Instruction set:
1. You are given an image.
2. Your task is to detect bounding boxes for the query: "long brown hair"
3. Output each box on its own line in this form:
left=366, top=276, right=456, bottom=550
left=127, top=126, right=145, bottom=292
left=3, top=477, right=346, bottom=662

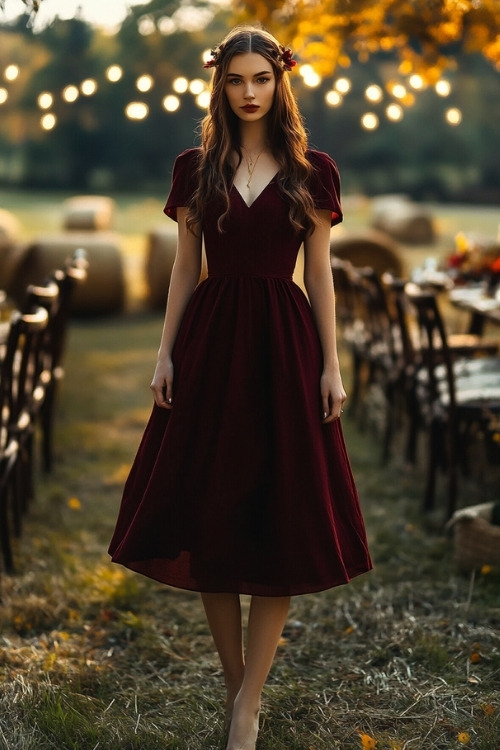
left=187, top=25, right=316, bottom=234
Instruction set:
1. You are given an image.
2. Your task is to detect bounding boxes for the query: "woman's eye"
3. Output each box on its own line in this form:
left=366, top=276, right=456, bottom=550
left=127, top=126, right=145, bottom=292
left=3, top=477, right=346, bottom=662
left=228, top=78, right=241, bottom=85
left=257, top=77, right=270, bottom=84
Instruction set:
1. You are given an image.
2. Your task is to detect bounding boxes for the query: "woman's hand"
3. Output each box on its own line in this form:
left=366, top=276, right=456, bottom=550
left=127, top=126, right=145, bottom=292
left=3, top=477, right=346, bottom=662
left=320, top=366, right=346, bottom=423
left=150, top=356, right=174, bottom=409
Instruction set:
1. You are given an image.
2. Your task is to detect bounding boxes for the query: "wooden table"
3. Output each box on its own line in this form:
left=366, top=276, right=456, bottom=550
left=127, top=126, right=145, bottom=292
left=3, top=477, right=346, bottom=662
left=449, top=286, right=500, bottom=334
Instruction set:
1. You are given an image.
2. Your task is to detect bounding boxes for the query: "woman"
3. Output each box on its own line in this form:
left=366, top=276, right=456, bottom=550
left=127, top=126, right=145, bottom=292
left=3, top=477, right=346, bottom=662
left=109, top=25, right=371, bottom=750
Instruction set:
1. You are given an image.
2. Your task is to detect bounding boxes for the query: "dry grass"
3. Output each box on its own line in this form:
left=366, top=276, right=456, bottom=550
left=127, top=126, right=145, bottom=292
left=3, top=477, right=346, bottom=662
left=0, top=312, right=498, bottom=750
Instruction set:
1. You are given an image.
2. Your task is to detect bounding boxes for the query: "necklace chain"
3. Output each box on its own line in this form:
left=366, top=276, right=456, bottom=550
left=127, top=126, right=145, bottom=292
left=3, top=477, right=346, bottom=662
left=242, top=147, right=265, bottom=189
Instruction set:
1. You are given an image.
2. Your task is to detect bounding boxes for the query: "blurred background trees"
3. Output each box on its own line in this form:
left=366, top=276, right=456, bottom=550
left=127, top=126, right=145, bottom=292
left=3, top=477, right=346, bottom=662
left=0, top=0, right=499, bottom=201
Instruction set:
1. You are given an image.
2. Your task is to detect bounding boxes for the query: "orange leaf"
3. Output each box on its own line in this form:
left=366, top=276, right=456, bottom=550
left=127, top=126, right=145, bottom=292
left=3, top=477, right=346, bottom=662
left=457, top=731, right=470, bottom=744
left=359, top=733, right=377, bottom=749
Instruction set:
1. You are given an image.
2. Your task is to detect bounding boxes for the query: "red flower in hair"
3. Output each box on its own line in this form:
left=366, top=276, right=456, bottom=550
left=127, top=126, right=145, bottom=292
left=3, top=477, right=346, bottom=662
left=280, top=47, right=297, bottom=71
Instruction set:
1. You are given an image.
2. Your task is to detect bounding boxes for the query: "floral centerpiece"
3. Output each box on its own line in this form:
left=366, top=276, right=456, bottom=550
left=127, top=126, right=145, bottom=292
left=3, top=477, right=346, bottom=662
left=444, top=231, right=500, bottom=290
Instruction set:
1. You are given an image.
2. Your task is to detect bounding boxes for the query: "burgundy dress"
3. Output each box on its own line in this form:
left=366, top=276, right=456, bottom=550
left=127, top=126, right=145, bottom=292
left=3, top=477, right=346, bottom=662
left=108, top=148, right=372, bottom=596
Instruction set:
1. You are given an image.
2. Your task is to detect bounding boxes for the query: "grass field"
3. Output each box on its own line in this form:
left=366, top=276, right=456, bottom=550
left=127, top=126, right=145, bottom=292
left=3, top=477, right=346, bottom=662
left=0, top=192, right=499, bottom=749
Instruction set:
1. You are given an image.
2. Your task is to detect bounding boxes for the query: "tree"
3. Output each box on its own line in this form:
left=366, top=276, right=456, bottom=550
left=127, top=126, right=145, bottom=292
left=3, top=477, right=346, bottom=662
left=235, top=0, right=500, bottom=81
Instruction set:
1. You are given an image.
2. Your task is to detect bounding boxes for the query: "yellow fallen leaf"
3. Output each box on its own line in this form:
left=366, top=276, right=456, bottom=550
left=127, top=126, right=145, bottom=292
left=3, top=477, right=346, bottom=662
left=457, top=731, right=470, bottom=744
left=67, top=496, right=81, bottom=510
left=359, top=733, right=377, bottom=749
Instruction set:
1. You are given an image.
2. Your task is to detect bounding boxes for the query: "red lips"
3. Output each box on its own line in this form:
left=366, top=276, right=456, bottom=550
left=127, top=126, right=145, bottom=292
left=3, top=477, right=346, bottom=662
left=241, top=105, right=259, bottom=113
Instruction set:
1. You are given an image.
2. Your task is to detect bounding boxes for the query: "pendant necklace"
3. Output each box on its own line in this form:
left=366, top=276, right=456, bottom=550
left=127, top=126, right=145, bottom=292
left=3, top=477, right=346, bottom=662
left=242, top=147, right=265, bottom=189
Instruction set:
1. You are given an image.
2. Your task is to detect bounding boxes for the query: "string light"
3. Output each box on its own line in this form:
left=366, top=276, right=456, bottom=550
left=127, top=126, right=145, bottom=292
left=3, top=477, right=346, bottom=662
left=173, top=77, right=189, bottom=93
left=37, top=92, right=53, bottom=109
left=106, top=65, right=123, bottom=83
left=4, top=64, right=19, bottom=81
left=361, top=112, right=379, bottom=130
left=136, top=74, right=154, bottom=92
left=125, top=101, right=149, bottom=120
left=188, top=79, right=205, bottom=95
left=80, top=79, right=97, bottom=96
left=325, top=90, right=342, bottom=107
left=365, top=84, right=383, bottom=102
left=386, top=103, right=403, bottom=121
left=41, top=113, right=57, bottom=130
left=335, top=77, right=351, bottom=94
left=445, top=107, right=462, bottom=125
left=0, top=88, right=8, bottom=105
left=62, top=85, right=79, bottom=103
left=409, top=74, right=425, bottom=89
left=162, top=95, right=180, bottom=112
left=196, top=91, right=210, bottom=109
left=435, top=79, right=452, bottom=96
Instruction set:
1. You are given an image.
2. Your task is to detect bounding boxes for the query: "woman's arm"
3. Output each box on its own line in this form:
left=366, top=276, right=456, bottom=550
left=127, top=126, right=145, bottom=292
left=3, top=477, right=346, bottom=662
left=303, top=209, right=346, bottom=423
left=150, top=207, right=202, bottom=408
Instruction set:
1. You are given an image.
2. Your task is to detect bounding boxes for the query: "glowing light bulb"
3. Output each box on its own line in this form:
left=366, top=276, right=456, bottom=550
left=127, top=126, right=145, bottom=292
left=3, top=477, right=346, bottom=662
left=361, top=112, right=379, bottom=130
left=325, top=90, right=342, bottom=107
left=63, top=85, right=79, bottom=103
left=125, top=102, right=149, bottom=120
left=162, top=95, right=180, bottom=112
left=335, top=77, right=351, bottom=94
left=41, top=113, right=57, bottom=130
left=173, top=77, right=189, bottom=94
left=445, top=107, right=462, bottom=125
left=106, top=65, right=123, bottom=83
left=37, top=92, right=53, bottom=109
left=136, top=75, right=153, bottom=93
left=365, top=85, right=383, bottom=103
left=80, top=79, right=97, bottom=96
left=435, top=79, right=451, bottom=96
left=4, top=64, right=19, bottom=81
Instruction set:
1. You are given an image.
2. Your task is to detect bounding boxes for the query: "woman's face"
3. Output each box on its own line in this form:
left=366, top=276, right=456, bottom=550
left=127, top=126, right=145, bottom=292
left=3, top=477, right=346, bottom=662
left=224, top=52, right=276, bottom=123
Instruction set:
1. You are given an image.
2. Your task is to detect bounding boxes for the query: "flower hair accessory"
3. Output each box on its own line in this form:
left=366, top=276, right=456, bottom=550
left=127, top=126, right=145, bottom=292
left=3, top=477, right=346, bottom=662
left=203, top=45, right=224, bottom=69
left=279, top=46, right=297, bottom=71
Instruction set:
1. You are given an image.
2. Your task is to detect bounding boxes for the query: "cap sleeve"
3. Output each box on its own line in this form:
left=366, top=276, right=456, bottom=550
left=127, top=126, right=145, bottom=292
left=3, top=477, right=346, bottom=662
left=307, top=150, right=343, bottom=227
left=163, top=148, right=201, bottom=222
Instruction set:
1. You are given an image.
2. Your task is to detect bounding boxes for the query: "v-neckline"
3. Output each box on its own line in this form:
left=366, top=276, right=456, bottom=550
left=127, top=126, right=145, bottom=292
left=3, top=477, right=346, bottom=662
left=232, top=173, right=279, bottom=209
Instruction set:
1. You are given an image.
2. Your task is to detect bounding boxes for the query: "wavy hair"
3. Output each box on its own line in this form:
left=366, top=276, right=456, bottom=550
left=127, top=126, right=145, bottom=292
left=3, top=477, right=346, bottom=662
left=186, top=25, right=316, bottom=235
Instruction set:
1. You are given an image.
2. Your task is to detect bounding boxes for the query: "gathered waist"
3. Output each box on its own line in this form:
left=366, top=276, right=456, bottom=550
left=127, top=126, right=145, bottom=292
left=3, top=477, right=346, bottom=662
left=206, top=273, right=294, bottom=282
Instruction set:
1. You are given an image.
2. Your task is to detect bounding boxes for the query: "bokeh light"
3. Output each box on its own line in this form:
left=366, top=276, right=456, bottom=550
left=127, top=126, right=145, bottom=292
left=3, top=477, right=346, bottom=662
left=125, top=101, right=149, bottom=120
left=80, top=79, right=97, bottom=96
left=136, top=74, right=154, bottom=92
left=365, top=84, right=383, bottom=102
left=0, top=88, right=8, bottom=105
left=162, top=95, right=180, bottom=112
left=335, top=77, right=352, bottom=94
left=196, top=91, right=210, bottom=109
left=435, top=79, right=452, bottom=96
left=189, top=79, right=205, bottom=95
left=361, top=112, right=379, bottom=130
left=386, top=103, right=404, bottom=121
left=62, top=85, right=79, bottom=103
left=325, top=90, right=342, bottom=107
left=37, top=92, right=53, bottom=109
left=445, top=107, right=462, bottom=125
left=41, top=113, right=57, bottom=130
left=4, top=64, right=19, bottom=82
left=173, top=77, right=189, bottom=94
left=106, top=65, right=123, bottom=83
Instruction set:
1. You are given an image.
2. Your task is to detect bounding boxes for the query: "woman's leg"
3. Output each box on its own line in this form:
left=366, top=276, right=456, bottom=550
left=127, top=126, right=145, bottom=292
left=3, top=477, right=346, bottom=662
left=200, top=593, right=246, bottom=718
left=227, top=595, right=290, bottom=750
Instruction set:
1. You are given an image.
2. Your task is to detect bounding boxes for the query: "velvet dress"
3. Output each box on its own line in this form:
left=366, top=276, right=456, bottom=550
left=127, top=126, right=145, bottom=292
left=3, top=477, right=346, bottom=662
left=108, top=148, right=372, bottom=596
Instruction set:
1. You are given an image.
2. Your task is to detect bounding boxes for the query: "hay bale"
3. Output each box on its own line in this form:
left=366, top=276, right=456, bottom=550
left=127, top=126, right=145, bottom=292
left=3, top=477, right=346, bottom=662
left=145, top=226, right=177, bottom=310
left=0, top=208, right=24, bottom=289
left=145, top=225, right=207, bottom=310
left=448, top=502, right=500, bottom=571
left=62, top=195, right=115, bottom=231
left=371, top=195, right=435, bottom=245
left=330, top=229, right=405, bottom=277
left=9, top=233, right=126, bottom=315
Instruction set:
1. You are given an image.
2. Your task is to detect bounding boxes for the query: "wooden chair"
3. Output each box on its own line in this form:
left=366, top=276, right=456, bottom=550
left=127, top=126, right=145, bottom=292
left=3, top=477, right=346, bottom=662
left=404, top=283, right=500, bottom=519
left=38, top=250, right=88, bottom=472
left=0, top=306, right=49, bottom=573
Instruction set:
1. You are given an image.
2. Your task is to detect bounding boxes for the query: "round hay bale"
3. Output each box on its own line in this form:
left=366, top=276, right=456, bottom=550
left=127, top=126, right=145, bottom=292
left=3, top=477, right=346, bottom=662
left=330, top=229, right=405, bottom=277
left=145, top=226, right=177, bottom=310
left=449, top=503, right=500, bottom=571
left=371, top=196, right=435, bottom=245
left=62, top=195, right=115, bottom=231
left=145, top=225, right=208, bottom=310
left=9, top=233, right=126, bottom=315
left=0, top=209, right=25, bottom=291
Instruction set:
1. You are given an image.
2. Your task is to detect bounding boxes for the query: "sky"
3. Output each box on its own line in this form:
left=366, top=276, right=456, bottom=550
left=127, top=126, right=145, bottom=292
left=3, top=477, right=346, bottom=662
left=1, top=0, right=148, bottom=29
